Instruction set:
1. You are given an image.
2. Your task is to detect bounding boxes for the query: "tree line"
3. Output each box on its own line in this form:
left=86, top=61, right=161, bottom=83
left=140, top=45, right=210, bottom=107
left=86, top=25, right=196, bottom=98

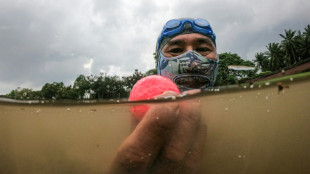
left=254, top=25, right=310, bottom=72
left=6, top=25, right=310, bottom=100
left=7, top=69, right=155, bottom=100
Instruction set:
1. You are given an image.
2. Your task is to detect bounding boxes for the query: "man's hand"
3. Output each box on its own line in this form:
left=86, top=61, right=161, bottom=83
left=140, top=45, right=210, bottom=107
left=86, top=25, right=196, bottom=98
left=110, top=89, right=205, bottom=174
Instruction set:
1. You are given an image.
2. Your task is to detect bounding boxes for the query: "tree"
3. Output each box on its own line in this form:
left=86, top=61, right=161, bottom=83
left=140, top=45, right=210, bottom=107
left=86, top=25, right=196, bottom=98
left=254, top=52, right=270, bottom=72
left=41, top=82, right=67, bottom=99
left=295, top=25, right=310, bottom=60
left=280, top=29, right=297, bottom=65
left=215, top=52, right=256, bottom=86
left=266, top=43, right=283, bottom=71
left=122, top=69, right=143, bottom=90
left=145, top=68, right=157, bottom=76
left=303, top=25, right=310, bottom=58
left=73, top=75, right=91, bottom=99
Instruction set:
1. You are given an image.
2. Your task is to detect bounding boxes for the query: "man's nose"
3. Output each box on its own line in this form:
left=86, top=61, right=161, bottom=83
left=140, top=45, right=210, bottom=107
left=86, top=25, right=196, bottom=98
left=185, top=46, right=194, bottom=52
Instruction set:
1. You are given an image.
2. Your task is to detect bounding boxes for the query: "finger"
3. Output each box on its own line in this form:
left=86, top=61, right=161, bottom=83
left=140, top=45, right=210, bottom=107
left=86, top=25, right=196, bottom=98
left=181, top=89, right=201, bottom=96
left=111, top=102, right=179, bottom=174
left=154, top=91, right=179, bottom=100
left=183, top=123, right=207, bottom=174
left=150, top=99, right=201, bottom=173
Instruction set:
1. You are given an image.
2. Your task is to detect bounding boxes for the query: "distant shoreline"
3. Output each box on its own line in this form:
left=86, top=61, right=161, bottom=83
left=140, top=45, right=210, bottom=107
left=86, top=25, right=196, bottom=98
left=251, top=59, right=310, bottom=82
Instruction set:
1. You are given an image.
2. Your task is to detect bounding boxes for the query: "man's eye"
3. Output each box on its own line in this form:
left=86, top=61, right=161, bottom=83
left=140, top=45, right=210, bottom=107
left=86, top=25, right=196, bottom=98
left=169, top=48, right=183, bottom=53
left=196, top=47, right=210, bottom=52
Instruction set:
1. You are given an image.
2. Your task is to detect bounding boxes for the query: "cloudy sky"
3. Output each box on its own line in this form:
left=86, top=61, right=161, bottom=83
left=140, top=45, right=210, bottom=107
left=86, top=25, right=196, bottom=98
left=0, top=0, right=309, bottom=94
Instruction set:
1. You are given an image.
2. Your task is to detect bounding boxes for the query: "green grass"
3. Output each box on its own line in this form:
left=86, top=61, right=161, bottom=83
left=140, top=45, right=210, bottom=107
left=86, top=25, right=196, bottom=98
left=243, top=71, right=310, bottom=86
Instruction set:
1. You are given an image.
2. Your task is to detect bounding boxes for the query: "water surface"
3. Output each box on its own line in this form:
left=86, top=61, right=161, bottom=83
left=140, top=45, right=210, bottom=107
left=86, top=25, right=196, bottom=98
left=1, top=78, right=310, bottom=174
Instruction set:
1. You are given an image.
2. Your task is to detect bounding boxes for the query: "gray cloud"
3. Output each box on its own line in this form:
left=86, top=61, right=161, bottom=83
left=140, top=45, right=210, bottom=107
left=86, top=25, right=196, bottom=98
left=0, top=0, right=309, bottom=94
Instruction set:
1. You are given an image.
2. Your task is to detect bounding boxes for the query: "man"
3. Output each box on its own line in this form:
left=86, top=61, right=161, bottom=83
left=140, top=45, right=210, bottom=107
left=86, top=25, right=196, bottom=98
left=110, top=18, right=218, bottom=174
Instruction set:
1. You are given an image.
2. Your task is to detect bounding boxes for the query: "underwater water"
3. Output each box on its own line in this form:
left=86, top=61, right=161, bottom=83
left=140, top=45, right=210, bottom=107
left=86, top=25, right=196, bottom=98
left=0, top=77, right=310, bottom=174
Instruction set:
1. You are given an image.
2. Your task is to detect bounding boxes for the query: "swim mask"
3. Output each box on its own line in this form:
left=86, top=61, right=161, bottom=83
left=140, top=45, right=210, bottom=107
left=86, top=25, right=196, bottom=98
left=157, top=50, right=218, bottom=91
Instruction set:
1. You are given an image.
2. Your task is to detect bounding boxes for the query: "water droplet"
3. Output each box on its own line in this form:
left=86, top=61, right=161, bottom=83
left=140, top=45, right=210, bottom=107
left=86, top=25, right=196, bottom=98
left=188, top=151, right=192, bottom=154
left=148, top=153, right=152, bottom=156
left=258, top=85, right=262, bottom=88
left=265, top=82, right=270, bottom=86
left=238, top=155, right=242, bottom=158
left=243, top=86, right=247, bottom=89
left=250, top=84, right=254, bottom=88
left=156, top=117, right=159, bottom=120
left=140, top=156, right=144, bottom=160
left=112, top=109, right=115, bottom=112
left=267, top=109, right=270, bottom=112
left=67, top=108, right=70, bottom=111
left=257, top=92, right=261, bottom=95
left=117, top=100, right=120, bottom=103
left=239, top=95, right=242, bottom=98
left=225, top=108, right=229, bottom=111
left=290, top=77, right=294, bottom=81
left=265, top=96, right=269, bottom=100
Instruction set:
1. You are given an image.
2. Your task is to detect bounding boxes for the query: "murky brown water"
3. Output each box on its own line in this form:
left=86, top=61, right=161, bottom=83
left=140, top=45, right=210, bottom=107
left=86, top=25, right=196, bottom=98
left=1, top=79, right=310, bottom=174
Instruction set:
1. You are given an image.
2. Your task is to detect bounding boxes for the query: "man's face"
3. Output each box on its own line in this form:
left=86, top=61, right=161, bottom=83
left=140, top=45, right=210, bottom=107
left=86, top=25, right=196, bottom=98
left=161, top=33, right=217, bottom=60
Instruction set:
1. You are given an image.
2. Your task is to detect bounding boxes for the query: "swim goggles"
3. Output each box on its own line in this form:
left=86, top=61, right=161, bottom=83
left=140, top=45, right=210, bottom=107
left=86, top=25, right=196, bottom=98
left=156, top=18, right=216, bottom=51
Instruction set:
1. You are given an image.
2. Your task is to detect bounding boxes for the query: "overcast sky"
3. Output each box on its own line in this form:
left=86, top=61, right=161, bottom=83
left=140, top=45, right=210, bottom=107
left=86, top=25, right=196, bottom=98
left=0, top=0, right=310, bottom=94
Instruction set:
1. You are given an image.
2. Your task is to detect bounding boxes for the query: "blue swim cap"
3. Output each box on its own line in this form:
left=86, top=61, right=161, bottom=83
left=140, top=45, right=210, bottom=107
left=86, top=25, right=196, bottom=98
left=156, top=18, right=216, bottom=54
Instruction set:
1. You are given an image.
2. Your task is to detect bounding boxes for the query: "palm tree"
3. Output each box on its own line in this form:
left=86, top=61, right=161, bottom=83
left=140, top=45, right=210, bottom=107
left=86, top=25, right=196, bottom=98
left=302, top=25, right=310, bottom=59
left=280, top=29, right=297, bottom=65
left=266, top=43, right=283, bottom=71
left=254, top=52, right=270, bottom=71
